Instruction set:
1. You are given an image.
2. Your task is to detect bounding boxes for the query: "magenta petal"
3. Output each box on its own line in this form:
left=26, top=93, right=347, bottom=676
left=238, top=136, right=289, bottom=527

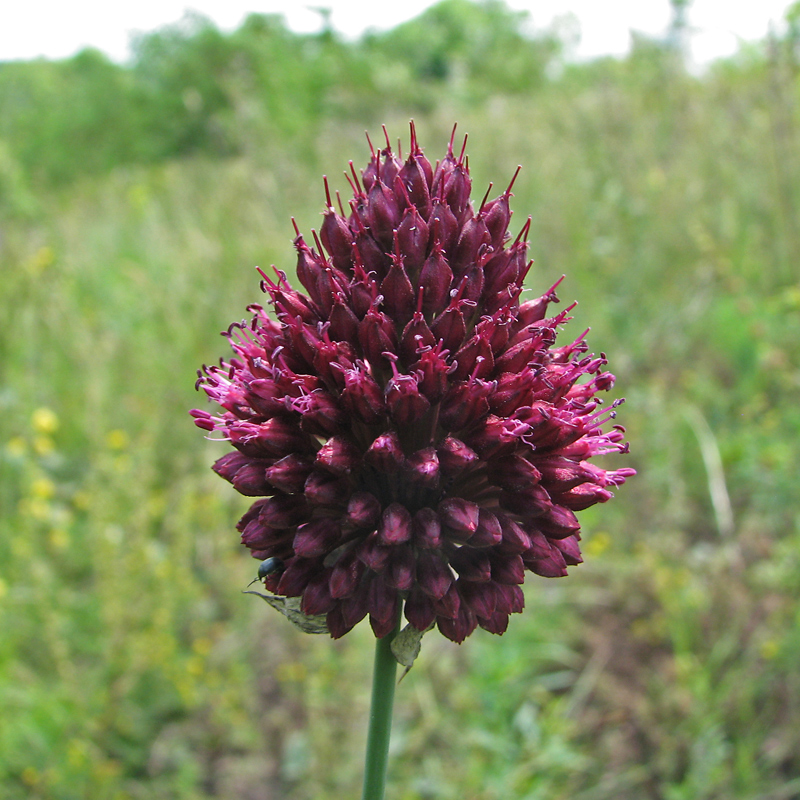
left=265, top=454, right=313, bottom=494
left=315, top=435, right=361, bottom=476
left=276, top=557, right=322, bottom=597
left=341, top=581, right=370, bottom=629
left=416, top=550, right=453, bottom=599
left=329, top=549, right=366, bottom=599
left=385, top=546, right=416, bottom=591
left=488, top=454, right=542, bottom=492
left=552, top=483, right=614, bottom=511
left=380, top=256, right=416, bottom=325
left=437, top=603, right=477, bottom=644
left=490, top=554, right=525, bottom=585
left=470, top=508, right=503, bottom=547
left=405, top=447, right=440, bottom=488
left=358, top=309, right=398, bottom=366
left=301, top=573, right=336, bottom=615
left=344, top=491, right=382, bottom=530
left=405, top=587, right=436, bottom=631
left=525, top=543, right=569, bottom=577
left=365, top=431, right=405, bottom=473
left=552, top=535, right=583, bottom=566
left=367, top=179, right=401, bottom=248
left=293, top=518, right=341, bottom=558
left=439, top=498, right=480, bottom=539
left=320, top=207, right=354, bottom=273
left=378, top=503, right=413, bottom=545
left=437, top=437, right=479, bottom=476
left=236, top=500, right=268, bottom=533
left=303, top=471, right=348, bottom=507
left=212, top=451, right=250, bottom=483
left=413, top=507, right=443, bottom=548
left=428, top=200, right=458, bottom=255
left=536, top=455, right=593, bottom=492
left=385, top=373, right=431, bottom=426
left=370, top=612, right=399, bottom=639
left=414, top=343, right=451, bottom=402
left=258, top=494, right=309, bottom=528
left=341, top=364, right=386, bottom=424
left=538, top=504, right=581, bottom=539
left=400, top=312, right=436, bottom=365
left=368, top=573, right=399, bottom=624
left=357, top=531, right=392, bottom=571
left=450, top=548, right=491, bottom=582
left=478, top=611, right=510, bottom=635
left=459, top=579, right=497, bottom=620
left=396, top=206, right=430, bottom=275
left=328, top=296, right=360, bottom=343
left=327, top=606, right=355, bottom=639
left=296, top=389, right=348, bottom=437
left=419, top=243, right=453, bottom=317
left=240, top=518, right=275, bottom=547
left=495, top=583, right=525, bottom=614
left=432, top=583, right=461, bottom=620
left=497, top=516, right=532, bottom=555
left=525, top=528, right=553, bottom=560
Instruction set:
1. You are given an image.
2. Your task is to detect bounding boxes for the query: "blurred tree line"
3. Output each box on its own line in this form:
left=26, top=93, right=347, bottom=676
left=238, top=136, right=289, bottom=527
left=2, top=0, right=799, bottom=195
left=1, top=0, right=798, bottom=200
left=0, top=0, right=559, bottom=188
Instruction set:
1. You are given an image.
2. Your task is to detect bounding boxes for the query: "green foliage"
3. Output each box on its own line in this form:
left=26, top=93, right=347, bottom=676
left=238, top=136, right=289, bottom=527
left=1, top=1, right=800, bottom=797
left=361, top=0, right=560, bottom=101
left=0, top=49, right=144, bottom=184
left=0, top=2, right=560, bottom=186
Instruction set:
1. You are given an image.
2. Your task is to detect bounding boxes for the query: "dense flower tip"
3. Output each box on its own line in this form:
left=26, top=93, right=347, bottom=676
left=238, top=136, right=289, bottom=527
left=192, top=123, right=635, bottom=644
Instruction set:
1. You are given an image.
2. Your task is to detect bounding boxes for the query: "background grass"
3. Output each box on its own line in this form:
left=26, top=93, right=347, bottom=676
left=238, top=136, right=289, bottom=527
left=1, top=2, right=800, bottom=798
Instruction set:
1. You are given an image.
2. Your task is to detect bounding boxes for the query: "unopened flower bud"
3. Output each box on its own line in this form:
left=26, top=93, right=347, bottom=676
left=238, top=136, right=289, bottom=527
left=378, top=503, right=413, bottom=546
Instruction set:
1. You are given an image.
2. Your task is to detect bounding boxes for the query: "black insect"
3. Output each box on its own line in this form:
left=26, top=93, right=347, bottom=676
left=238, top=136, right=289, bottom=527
left=247, top=557, right=284, bottom=587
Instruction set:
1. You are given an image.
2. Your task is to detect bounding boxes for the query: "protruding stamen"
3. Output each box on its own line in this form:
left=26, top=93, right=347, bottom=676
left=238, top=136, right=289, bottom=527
left=478, top=182, right=493, bottom=214
left=469, top=356, right=486, bottom=383
left=395, top=176, right=412, bottom=206
left=348, top=200, right=367, bottom=232
left=348, top=161, right=363, bottom=194
left=409, top=119, right=419, bottom=154
left=505, top=165, right=522, bottom=196
left=382, top=350, right=401, bottom=377
left=513, top=217, right=532, bottom=245
left=458, top=134, right=468, bottom=165
left=515, top=259, right=534, bottom=287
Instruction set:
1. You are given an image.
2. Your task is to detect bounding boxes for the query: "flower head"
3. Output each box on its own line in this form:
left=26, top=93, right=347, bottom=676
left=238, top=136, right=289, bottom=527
left=192, top=124, right=634, bottom=643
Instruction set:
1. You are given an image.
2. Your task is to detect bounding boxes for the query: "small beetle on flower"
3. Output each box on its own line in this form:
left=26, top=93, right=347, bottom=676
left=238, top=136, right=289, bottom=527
left=192, top=123, right=634, bottom=644
left=247, top=557, right=285, bottom=587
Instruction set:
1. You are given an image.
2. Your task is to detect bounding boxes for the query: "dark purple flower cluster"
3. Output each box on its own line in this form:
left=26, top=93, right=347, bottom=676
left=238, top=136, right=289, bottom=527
left=192, top=124, right=634, bottom=643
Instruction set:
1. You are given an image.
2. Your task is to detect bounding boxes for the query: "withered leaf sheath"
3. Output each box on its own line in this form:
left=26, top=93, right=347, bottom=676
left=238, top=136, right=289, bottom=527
left=192, top=124, right=634, bottom=643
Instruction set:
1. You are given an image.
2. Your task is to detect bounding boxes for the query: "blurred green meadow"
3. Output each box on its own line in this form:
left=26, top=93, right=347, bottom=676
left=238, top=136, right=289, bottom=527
left=2, top=1, right=800, bottom=797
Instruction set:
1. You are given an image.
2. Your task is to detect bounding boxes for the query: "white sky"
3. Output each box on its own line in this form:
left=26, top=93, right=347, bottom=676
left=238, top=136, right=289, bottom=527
left=0, top=0, right=795, bottom=65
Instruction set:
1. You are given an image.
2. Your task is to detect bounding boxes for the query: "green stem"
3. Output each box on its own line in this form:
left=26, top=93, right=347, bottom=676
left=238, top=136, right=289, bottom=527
left=361, top=610, right=401, bottom=800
